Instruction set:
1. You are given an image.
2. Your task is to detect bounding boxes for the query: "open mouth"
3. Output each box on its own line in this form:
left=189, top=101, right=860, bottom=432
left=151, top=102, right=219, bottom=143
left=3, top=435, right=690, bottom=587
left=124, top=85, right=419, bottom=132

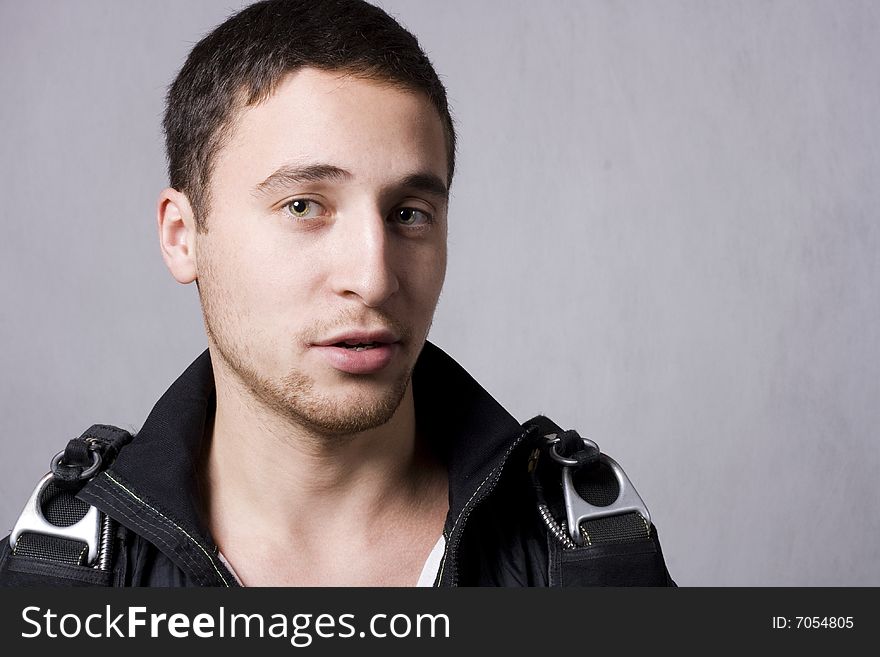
left=311, top=330, right=400, bottom=374
left=314, top=339, right=398, bottom=374
left=335, top=341, right=381, bottom=351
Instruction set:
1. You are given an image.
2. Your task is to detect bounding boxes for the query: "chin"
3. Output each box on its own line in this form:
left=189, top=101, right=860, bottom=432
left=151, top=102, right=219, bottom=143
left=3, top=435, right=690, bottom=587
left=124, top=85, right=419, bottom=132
left=264, top=367, right=413, bottom=437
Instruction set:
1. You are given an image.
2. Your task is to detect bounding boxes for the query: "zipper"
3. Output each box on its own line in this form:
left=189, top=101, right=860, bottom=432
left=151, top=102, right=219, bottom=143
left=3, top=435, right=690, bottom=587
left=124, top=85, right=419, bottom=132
left=442, top=425, right=537, bottom=586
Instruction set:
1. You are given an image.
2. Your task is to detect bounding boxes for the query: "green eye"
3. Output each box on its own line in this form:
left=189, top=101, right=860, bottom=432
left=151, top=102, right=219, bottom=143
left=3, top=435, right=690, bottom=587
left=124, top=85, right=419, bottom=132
left=395, top=207, right=431, bottom=226
left=285, top=199, right=324, bottom=219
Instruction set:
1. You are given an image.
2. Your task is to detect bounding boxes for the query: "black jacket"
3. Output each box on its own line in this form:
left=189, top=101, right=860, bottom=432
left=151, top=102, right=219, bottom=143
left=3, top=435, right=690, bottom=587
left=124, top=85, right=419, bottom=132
left=0, top=342, right=674, bottom=586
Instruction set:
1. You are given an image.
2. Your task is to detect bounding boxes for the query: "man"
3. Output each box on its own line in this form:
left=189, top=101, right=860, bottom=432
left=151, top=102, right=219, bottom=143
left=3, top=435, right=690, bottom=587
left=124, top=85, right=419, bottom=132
left=0, top=0, right=673, bottom=586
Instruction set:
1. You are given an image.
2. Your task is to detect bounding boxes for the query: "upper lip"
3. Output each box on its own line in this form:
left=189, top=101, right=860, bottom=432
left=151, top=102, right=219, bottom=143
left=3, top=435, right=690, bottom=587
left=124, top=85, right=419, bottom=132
left=312, top=329, right=400, bottom=346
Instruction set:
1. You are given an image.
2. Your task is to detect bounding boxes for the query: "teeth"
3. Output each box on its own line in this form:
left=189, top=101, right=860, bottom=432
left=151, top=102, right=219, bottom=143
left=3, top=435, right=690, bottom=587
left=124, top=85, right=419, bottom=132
left=342, top=343, right=378, bottom=351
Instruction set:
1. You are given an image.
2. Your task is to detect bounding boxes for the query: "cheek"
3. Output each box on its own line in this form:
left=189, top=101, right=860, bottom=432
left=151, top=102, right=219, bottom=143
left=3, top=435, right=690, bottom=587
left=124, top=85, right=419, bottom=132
left=431, top=237, right=448, bottom=285
left=200, top=232, right=301, bottom=315
left=431, top=251, right=448, bottom=297
left=409, top=244, right=447, bottom=308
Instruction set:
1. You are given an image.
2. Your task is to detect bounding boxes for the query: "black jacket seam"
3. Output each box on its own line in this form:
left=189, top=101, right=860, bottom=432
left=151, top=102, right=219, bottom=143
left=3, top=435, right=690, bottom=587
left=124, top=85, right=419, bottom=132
left=90, top=475, right=231, bottom=586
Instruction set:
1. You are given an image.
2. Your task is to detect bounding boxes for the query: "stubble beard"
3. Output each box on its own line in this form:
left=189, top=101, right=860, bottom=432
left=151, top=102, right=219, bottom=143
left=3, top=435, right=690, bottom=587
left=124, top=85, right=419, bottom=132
left=199, top=287, right=422, bottom=438
left=239, top=349, right=414, bottom=437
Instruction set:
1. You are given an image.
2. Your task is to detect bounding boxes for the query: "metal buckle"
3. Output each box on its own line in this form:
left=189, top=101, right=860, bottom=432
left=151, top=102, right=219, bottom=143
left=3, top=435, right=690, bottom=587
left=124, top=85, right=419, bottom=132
left=550, top=434, right=652, bottom=546
left=50, top=448, right=102, bottom=480
left=9, top=473, right=101, bottom=565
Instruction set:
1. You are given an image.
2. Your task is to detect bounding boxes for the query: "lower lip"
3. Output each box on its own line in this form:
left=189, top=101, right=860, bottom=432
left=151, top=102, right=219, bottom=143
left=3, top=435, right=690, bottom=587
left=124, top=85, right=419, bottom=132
left=311, top=343, right=399, bottom=374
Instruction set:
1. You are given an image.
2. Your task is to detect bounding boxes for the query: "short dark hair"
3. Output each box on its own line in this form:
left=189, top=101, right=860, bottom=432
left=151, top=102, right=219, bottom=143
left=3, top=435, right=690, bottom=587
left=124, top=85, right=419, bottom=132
left=163, top=0, right=455, bottom=230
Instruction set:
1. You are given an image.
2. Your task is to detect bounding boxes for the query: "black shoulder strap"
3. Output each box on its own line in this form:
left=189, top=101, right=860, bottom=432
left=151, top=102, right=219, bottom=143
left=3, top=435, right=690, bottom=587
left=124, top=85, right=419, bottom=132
left=522, top=415, right=675, bottom=586
left=0, top=424, right=132, bottom=587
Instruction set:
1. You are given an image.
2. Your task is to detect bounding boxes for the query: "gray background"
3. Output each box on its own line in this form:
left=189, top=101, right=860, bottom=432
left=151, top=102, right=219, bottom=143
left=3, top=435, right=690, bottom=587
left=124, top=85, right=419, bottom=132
left=1, top=0, right=878, bottom=586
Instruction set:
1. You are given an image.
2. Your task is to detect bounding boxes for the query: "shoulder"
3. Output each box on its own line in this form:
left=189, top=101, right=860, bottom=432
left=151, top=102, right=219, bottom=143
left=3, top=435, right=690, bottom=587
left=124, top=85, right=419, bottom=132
left=0, top=424, right=189, bottom=587
left=509, top=415, right=676, bottom=586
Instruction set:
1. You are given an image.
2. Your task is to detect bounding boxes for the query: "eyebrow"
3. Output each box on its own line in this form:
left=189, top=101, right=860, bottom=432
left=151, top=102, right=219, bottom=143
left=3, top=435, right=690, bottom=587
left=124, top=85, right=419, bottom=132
left=252, top=163, right=351, bottom=198
left=397, top=172, right=449, bottom=201
left=251, top=162, right=449, bottom=201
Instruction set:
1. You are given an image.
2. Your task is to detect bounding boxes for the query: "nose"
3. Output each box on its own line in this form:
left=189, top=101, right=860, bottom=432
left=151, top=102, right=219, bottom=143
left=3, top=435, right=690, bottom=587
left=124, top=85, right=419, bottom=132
left=329, top=209, right=400, bottom=307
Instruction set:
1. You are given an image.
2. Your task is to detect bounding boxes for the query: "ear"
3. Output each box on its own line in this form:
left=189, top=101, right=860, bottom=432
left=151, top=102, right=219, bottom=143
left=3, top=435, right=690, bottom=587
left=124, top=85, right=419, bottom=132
left=157, top=188, right=198, bottom=284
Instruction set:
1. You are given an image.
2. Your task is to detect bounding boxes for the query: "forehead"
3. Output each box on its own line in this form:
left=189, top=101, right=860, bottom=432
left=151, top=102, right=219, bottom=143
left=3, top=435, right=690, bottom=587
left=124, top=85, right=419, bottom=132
left=212, top=68, right=448, bottom=192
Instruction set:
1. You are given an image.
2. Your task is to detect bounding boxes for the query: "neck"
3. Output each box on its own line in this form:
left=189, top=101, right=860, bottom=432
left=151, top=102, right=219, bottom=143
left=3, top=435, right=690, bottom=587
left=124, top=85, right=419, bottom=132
left=200, top=347, right=448, bottom=581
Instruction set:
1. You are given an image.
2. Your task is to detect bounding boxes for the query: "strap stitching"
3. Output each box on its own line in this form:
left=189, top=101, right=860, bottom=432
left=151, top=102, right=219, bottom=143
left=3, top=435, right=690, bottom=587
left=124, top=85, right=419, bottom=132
left=579, top=513, right=650, bottom=547
left=580, top=522, right=593, bottom=547
left=11, top=535, right=88, bottom=563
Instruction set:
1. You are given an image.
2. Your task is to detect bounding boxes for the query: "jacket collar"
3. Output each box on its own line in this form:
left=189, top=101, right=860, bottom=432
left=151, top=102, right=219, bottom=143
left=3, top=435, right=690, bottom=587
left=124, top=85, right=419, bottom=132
left=81, top=341, right=523, bottom=583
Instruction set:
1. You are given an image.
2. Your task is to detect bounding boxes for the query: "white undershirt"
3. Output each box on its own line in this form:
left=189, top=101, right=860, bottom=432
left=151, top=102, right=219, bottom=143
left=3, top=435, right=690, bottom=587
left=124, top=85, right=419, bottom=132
left=415, top=535, right=446, bottom=587
left=217, top=535, right=446, bottom=587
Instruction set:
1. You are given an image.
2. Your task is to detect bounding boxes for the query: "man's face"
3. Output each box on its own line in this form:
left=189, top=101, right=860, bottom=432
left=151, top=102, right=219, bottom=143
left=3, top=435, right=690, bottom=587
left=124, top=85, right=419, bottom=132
left=195, top=68, right=448, bottom=435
